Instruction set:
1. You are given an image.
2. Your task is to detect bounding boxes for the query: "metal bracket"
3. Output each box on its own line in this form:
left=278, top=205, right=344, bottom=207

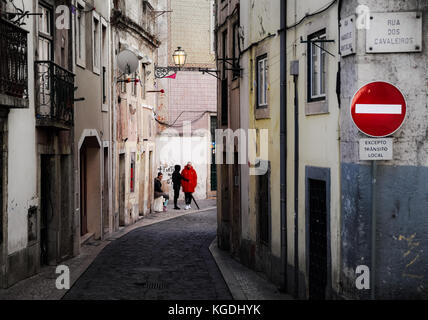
left=153, top=10, right=172, bottom=19
left=300, top=36, right=336, bottom=57
left=1, top=11, right=42, bottom=26
left=217, top=57, right=241, bottom=75
left=154, top=65, right=180, bottom=79
left=199, top=68, right=221, bottom=80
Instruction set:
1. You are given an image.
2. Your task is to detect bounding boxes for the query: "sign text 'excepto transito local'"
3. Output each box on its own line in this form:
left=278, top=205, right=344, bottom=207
left=360, top=138, right=393, bottom=161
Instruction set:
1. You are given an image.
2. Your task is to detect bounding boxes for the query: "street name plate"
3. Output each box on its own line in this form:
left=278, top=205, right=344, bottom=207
left=360, top=138, right=393, bottom=161
left=340, top=15, right=356, bottom=56
left=366, top=12, right=422, bottom=53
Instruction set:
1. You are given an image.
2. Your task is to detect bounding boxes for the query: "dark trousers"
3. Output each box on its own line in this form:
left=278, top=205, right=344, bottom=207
left=185, top=192, right=193, bottom=205
left=174, top=188, right=180, bottom=207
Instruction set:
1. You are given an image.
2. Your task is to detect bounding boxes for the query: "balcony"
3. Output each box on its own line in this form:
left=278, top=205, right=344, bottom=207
left=35, top=61, right=75, bottom=130
left=0, top=18, right=29, bottom=109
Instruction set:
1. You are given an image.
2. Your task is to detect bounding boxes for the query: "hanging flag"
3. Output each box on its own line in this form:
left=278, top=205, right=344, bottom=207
left=165, top=73, right=177, bottom=80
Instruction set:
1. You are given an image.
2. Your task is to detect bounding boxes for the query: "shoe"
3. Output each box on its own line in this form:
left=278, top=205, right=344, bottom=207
left=163, top=206, right=168, bottom=212
left=174, top=207, right=181, bottom=210
left=184, top=205, right=190, bottom=210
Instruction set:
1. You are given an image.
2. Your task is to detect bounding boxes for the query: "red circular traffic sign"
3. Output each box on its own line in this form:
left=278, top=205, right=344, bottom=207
left=351, top=81, right=407, bottom=137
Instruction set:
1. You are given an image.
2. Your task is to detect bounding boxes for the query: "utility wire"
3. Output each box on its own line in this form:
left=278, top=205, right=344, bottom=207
left=155, top=111, right=215, bottom=128
left=286, top=0, right=337, bottom=30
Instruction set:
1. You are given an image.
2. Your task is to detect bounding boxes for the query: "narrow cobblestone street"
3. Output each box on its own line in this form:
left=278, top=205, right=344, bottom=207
left=63, top=209, right=232, bottom=300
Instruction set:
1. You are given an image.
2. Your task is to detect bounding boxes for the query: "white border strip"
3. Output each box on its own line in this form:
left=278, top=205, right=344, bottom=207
left=356, top=104, right=402, bottom=114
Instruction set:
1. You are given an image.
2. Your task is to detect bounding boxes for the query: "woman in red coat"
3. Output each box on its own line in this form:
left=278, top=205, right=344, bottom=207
left=181, top=162, right=197, bottom=210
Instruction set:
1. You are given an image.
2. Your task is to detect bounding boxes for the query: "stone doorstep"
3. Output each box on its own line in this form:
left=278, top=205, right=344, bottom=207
left=80, top=232, right=95, bottom=246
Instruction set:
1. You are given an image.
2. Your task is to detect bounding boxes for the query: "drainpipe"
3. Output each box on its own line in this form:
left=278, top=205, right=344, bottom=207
left=280, top=0, right=288, bottom=292
left=293, top=72, right=299, bottom=299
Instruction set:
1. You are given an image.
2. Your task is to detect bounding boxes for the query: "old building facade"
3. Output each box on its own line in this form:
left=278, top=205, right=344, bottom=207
left=215, top=0, right=285, bottom=287
left=285, top=0, right=341, bottom=299
left=0, top=0, right=159, bottom=288
left=216, top=0, right=428, bottom=300
left=339, top=0, right=428, bottom=300
left=0, top=0, right=76, bottom=287
left=73, top=0, right=112, bottom=244
left=111, top=0, right=159, bottom=222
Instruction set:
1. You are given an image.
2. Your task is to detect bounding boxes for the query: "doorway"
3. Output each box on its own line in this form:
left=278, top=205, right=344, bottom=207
left=40, top=155, right=54, bottom=265
left=80, top=146, right=88, bottom=236
left=210, top=116, right=217, bottom=192
left=119, top=153, right=125, bottom=226
left=139, top=151, right=146, bottom=216
left=148, top=151, right=153, bottom=212
left=103, top=147, right=109, bottom=235
left=79, top=137, right=102, bottom=239
left=231, top=152, right=241, bottom=255
left=308, top=178, right=328, bottom=300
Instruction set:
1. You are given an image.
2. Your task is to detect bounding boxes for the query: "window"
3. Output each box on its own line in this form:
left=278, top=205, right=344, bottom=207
left=101, top=21, right=108, bottom=109
left=232, top=23, right=240, bottom=78
left=257, top=54, right=268, bottom=108
left=308, top=30, right=327, bottom=101
left=76, top=2, right=86, bottom=67
left=221, top=30, right=228, bottom=126
left=121, top=79, right=127, bottom=93
left=141, top=64, right=146, bottom=100
left=258, top=163, right=270, bottom=245
left=130, top=153, right=136, bottom=193
left=38, top=4, right=52, bottom=61
left=210, top=0, right=215, bottom=53
left=131, top=72, right=137, bottom=96
left=221, top=79, right=228, bottom=126
left=222, top=30, right=227, bottom=76
left=92, top=13, right=100, bottom=73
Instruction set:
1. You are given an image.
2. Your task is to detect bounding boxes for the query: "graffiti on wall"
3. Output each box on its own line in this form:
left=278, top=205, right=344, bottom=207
left=157, top=164, right=175, bottom=185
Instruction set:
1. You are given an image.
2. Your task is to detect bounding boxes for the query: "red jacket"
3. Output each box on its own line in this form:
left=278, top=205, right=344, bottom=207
left=181, top=166, right=197, bottom=193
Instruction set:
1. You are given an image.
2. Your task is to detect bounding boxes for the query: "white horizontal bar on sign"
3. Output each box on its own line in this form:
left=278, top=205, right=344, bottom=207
left=355, top=104, right=402, bottom=114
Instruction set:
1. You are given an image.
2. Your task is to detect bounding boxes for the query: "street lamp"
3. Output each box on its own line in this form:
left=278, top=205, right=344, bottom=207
left=154, top=46, right=187, bottom=78
left=154, top=46, right=222, bottom=79
left=172, top=46, right=187, bottom=67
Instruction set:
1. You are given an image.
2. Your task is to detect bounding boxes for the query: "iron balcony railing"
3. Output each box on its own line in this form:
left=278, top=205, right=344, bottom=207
left=0, top=18, right=28, bottom=99
left=35, top=61, right=75, bottom=128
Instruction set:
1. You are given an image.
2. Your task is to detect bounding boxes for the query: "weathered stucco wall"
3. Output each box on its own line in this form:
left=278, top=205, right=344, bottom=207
left=7, top=0, right=38, bottom=255
left=340, top=0, right=428, bottom=299
left=285, top=0, right=341, bottom=297
left=240, top=0, right=282, bottom=284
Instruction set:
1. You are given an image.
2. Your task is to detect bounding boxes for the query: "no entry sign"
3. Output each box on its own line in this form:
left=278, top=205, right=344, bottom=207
left=351, top=81, right=407, bottom=137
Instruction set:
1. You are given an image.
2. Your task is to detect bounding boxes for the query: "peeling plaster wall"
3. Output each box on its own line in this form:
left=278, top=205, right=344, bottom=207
left=7, top=0, right=38, bottom=255
left=112, top=0, right=158, bottom=221
left=340, top=0, right=428, bottom=299
left=240, top=0, right=282, bottom=283
left=285, top=0, right=341, bottom=298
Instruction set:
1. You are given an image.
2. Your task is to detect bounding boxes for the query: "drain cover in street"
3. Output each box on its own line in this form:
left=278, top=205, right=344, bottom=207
left=134, top=282, right=167, bottom=289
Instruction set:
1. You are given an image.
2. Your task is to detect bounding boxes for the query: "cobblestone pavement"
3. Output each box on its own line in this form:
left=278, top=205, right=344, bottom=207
left=63, top=209, right=232, bottom=300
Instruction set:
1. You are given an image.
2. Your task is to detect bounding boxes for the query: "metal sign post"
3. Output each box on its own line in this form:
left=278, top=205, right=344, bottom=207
left=371, top=160, right=377, bottom=300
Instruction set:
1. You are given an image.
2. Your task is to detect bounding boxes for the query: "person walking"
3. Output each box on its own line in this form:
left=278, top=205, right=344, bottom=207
left=181, top=162, right=197, bottom=210
left=172, top=165, right=189, bottom=210
left=154, top=172, right=169, bottom=211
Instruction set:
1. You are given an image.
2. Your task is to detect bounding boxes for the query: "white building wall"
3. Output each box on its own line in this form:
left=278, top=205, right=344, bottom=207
left=156, top=132, right=210, bottom=200
left=286, top=0, right=341, bottom=296
left=7, top=0, right=38, bottom=255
